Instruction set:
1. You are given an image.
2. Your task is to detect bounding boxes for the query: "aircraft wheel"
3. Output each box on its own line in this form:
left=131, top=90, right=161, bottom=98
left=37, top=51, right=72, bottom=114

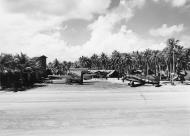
left=155, top=83, right=161, bottom=87
left=130, top=81, right=135, bottom=87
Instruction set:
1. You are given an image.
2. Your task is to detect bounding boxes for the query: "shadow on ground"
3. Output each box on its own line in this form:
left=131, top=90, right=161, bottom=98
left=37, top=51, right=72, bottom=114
left=0, top=84, right=47, bottom=92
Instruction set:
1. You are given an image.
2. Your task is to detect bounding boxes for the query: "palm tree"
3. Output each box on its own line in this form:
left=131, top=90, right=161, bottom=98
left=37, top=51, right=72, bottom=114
left=143, top=49, right=152, bottom=76
left=166, top=38, right=180, bottom=84
left=111, top=50, right=122, bottom=76
left=183, top=48, right=190, bottom=70
left=149, top=50, right=160, bottom=76
left=121, top=53, right=132, bottom=75
left=79, top=56, right=91, bottom=68
left=90, top=54, right=100, bottom=69
left=61, top=61, right=72, bottom=74
left=72, top=61, right=80, bottom=68
left=14, top=53, right=30, bottom=71
left=0, top=53, right=15, bottom=70
left=50, top=58, right=61, bottom=74
left=100, top=52, right=109, bottom=69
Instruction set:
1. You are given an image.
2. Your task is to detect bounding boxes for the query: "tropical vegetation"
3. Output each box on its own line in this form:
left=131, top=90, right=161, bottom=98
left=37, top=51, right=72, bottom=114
left=47, top=38, right=190, bottom=79
left=0, top=38, right=190, bottom=81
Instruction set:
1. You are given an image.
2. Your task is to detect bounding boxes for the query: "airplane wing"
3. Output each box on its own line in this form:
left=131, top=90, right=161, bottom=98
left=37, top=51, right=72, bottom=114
left=123, top=74, right=160, bottom=86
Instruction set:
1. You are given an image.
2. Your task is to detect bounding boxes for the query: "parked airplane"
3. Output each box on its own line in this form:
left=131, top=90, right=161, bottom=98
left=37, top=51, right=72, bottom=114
left=122, top=70, right=160, bottom=87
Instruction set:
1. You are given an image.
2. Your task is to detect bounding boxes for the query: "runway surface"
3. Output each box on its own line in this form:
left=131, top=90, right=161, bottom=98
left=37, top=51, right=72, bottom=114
left=0, top=80, right=189, bottom=136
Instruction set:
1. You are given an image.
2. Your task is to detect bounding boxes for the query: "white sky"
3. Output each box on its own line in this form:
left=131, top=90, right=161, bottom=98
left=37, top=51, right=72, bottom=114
left=0, top=0, right=190, bottom=61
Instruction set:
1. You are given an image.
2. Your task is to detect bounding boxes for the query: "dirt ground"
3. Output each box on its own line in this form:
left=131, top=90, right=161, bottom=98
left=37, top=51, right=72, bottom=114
left=0, top=79, right=190, bottom=136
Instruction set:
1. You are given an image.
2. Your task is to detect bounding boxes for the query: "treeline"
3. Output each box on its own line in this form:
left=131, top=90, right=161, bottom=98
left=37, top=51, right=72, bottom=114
left=48, top=38, right=190, bottom=77
left=0, top=53, right=43, bottom=71
left=0, top=53, right=46, bottom=90
left=1, top=38, right=190, bottom=83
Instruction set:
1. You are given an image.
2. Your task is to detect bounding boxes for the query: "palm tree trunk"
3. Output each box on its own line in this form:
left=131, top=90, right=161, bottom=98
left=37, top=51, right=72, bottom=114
left=170, top=61, right=172, bottom=82
left=147, top=62, right=149, bottom=76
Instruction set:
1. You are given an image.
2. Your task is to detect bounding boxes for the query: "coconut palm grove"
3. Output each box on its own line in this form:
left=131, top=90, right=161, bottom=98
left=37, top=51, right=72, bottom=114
left=49, top=38, right=190, bottom=77
left=0, top=38, right=190, bottom=90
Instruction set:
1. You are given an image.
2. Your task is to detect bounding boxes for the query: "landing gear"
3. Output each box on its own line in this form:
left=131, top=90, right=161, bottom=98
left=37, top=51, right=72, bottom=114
left=128, top=81, right=135, bottom=87
left=155, top=82, right=161, bottom=87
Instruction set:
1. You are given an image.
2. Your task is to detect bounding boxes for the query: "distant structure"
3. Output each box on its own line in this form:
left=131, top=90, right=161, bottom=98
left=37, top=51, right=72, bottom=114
left=69, top=68, right=89, bottom=84
left=89, top=70, right=119, bottom=78
left=37, top=55, right=47, bottom=72
left=31, top=55, right=47, bottom=77
left=69, top=68, right=88, bottom=75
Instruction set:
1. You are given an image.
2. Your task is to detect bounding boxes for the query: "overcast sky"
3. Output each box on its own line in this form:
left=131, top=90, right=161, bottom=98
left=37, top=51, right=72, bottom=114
left=0, top=0, right=190, bottom=61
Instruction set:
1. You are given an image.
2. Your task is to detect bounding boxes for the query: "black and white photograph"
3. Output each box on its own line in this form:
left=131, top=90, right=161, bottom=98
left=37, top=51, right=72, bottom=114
left=0, top=0, right=190, bottom=135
